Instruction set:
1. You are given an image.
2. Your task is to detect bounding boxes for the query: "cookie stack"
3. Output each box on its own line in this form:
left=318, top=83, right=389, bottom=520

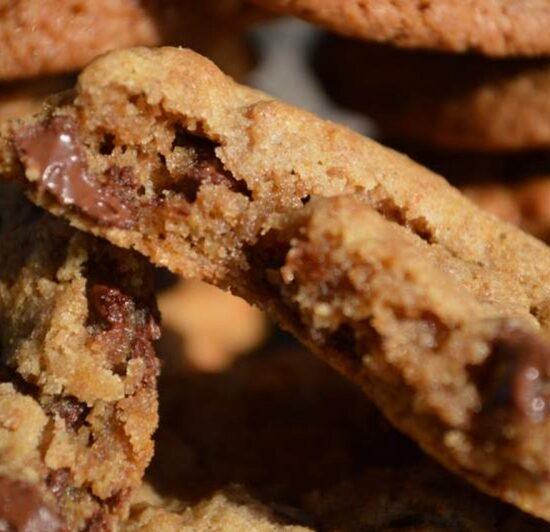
left=0, top=3, right=550, bottom=531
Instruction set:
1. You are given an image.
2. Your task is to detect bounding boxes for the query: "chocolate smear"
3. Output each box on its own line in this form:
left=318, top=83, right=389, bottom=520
left=480, top=327, right=550, bottom=424
left=13, top=116, right=136, bottom=229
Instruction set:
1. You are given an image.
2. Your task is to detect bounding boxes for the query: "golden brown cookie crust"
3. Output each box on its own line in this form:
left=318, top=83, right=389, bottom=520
left=2, top=46, right=550, bottom=520
left=250, top=0, right=550, bottom=56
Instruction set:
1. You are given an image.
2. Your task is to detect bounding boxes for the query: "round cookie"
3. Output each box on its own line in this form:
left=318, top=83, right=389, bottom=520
left=313, top=34, right=550, bottom=151
left=250, top=0, right=550, bottom=56
left=0, top=0, right=258, bottom=80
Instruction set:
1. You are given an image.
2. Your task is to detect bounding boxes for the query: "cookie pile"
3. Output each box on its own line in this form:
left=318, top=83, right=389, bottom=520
left=0, top=2, right=549, bottom=530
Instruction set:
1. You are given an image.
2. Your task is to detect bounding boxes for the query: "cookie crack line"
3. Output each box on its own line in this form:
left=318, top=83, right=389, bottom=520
left=2, top=46, right=550, bottom=521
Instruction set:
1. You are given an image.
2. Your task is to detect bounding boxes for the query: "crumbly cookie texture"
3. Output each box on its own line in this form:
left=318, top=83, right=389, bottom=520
left=0, top=183, right=160, bottom=530
left=464, top=177, right=550, bottom=244
left=0, top=0, right=257, bottom=80
left=123, top=484, right=308, bottom=532
left=249, top=0, right=550, bottom=56
left=314, top=35, right=550, bottom=151
left=2, top=46, right=550, bottom=519
left=158, top=280, right=266, bottom=372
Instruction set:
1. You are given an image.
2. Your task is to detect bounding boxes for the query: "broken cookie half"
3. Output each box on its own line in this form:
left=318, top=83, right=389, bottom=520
left=0, top=183, right=160, bottom=530
left=1, top=47, right=550, bottom=521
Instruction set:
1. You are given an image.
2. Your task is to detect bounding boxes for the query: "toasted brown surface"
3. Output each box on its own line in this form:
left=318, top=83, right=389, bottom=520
left=314, top=35, right=550, bottom=151
left=0, top=0, right=257, bottom=80
left=2, top=46, right=550, bottom=520
left=250, top=0, right=550, bottom=56
left=0, top=183, right=160, bottom=529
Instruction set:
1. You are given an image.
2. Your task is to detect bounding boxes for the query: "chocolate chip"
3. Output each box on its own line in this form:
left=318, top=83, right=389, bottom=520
left=49, top=397, right=89, bottom=430
left=88, top=284, right=133, bottom=328
left=13, top=116, right=136, bottom=229
left=169, top=128, right=251, bottom=202
left=46, top=470, right=71, bottom=499
left=480, top=327, right=550, bottom=423
left=0, top=477, right=65, bottom=532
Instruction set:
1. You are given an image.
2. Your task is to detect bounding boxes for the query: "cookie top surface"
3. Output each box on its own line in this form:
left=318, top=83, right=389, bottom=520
left=250, top=0, right=550, bottom=56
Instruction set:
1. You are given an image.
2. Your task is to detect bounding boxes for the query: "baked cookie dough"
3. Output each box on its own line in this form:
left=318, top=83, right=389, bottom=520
left=249, top=0, right=550, bottom=56
left=313, top=35, right=550, bottom=151
left=0, top=183, right=160, bottom=529
left=2, top=47, right=550, bottom=520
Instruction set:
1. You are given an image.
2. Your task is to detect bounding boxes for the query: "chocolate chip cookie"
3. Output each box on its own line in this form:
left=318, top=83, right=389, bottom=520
left=2, top=46, right=550, bottom=520
left=249, top=0, right=550, bottom=56
left=314, top=35, right=550, bottom=151
left=0, top=183, right=160, bottom=529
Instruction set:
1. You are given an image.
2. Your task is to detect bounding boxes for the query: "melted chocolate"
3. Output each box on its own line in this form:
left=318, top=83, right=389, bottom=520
left=13, top=116, right=136, bottom=229
left=481, top=327, right=550, bottom=423
left=0, top=477, right=65, bottom=532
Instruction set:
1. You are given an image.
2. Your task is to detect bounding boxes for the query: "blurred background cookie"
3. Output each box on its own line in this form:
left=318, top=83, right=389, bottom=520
left=250, top=0, right=550, bottom=56
left=158, top=280, right=267, bottom=372
left=0, top=0, right=260, bottom=81
left=0, top=75, right=74, bottom=124
left=313, top=34, right=550, bottom=151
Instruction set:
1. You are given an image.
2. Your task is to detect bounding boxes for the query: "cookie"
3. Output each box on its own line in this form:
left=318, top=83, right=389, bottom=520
left=124, top=484, right=308, bottom=531
left=2, top=47, right=550, bottom=519
left=249, top=0, right=550, bottom=56
left=0, top=0, right=257, bottom=81
left=158, top=280, right=266, bottom=372
left=463, top=177, right=550, bottom=243
left=313, top=35, right=550, bottom=151
left=150, top=336, right=547, bottom=531
left=0, top=183, right=160, bottom=529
